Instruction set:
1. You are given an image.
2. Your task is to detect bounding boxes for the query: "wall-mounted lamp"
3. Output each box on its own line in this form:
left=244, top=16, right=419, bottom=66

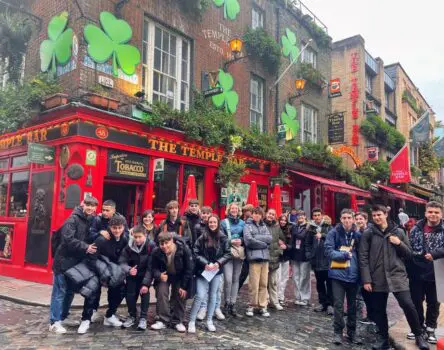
left=224, top=37, right=248, bottom=70
left=288, top=78, right=307, bottom=102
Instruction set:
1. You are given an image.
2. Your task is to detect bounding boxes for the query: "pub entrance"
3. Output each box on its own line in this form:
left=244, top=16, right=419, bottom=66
left=103, top=181, right=145, bottom=227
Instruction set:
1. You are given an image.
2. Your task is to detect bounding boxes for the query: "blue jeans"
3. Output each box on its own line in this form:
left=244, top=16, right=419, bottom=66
left=50, top=274, right=74, bottom=324
left=189, top=275, right=221, bottom=322
left=199, top=275, right=223, bottom=310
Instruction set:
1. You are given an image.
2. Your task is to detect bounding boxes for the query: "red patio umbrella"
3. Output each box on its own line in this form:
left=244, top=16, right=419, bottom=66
left=246, top=181, right=259, bottom=207
left=181, top=175, right=197, bottom=215
left=350, top=194, right=358, bottom=212
left=271, top=184, right=283, bottom=217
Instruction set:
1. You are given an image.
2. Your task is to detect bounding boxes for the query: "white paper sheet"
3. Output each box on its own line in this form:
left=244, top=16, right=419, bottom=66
left=201, top=268, right=219, bottom=282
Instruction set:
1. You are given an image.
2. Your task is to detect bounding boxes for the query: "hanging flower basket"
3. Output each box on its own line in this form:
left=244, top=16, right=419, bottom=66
left=42, top=93, right=69, bottom=110
left=87, top=93, right=120, bottom=111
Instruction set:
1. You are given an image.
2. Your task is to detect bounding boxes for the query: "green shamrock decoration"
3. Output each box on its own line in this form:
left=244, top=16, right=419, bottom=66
left=84, top=12, right=140, bottom=77
left=40, top=11, right=73, bottom=75
left=281, top=103, right=299, bottom=140
left=211, top=69, right=239, bottom=114
left=281, top=28, right=300, bottom=62
left=213, top=0, right=240, bottom=21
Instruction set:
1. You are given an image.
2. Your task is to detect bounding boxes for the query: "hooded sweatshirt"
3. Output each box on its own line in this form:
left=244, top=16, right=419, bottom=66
left=119, top=236, right=156, bottom=278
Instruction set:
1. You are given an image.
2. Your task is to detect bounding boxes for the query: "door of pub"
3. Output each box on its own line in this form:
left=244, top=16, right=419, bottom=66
left=103, top=181, right=144, bottom=227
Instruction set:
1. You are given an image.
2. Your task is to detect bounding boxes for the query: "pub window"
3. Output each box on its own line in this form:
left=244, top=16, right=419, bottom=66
left=153, top=161, right=180, bottom=213
left=0, top=159, right=8, bottom=170
left=183, top=165, right=205, bottom=207
left=8, top=171, right=29, bottom=217
left=301, top=45, right=317, bottom=68
left=143, top=19, right=191, bottom=111
left=12, top=155, right=28, bottom=168
left=0, top=174, right=8, bottom=216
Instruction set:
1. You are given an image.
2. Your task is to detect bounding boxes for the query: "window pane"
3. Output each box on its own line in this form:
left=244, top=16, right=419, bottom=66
left=143, top=20, right=149, bottom=42
left=0, top=159, right=8, bottom=169
left=182, top=41, right=188, bottom=61
left=154, top=48, right=161, bottom=70
left=162, top=31, right=169, bottom=52
left=170, top=35, right=176, bottom=56
left=162, top=51, right=168, bottom=73
left=142, top=42, right=147, bottom=64
left=12, top=155, right=28, bottom=168
left=0, top=173, right=8, bottom=216
left=170, top=55, right=176, bottom=76
left=153, top=71, right=159, bottom=92
left=9, top=171, right=29, bottom=217
left=153, top=162, right=179, bottom=213
left=183, top=165, right=205, bottom=207
left=155, top=27, right=162, bottom=49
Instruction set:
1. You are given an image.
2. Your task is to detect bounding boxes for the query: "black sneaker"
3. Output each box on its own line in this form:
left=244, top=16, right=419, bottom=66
left=333, top=333, right=342, bottom=345
left=416, top=335, right=430, bottom=350
left=347, top=332, right=363, bottom=345
left=229, top=304, right=243, bottom=319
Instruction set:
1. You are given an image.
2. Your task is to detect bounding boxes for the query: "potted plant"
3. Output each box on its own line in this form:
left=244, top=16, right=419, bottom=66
left=86, top=84, right=120, bottom=110
left=42, top=93, right=69, bottom=109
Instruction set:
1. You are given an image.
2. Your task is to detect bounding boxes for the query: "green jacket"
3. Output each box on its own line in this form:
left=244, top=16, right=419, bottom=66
left=265, top=219, right=286, bottom=270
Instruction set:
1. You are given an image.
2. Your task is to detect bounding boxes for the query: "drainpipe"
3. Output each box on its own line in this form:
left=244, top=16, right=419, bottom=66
left=274, top=6, right=280, bottom=131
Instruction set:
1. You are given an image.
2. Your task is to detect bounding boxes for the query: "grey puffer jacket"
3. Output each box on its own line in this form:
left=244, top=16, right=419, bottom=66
left=244, top=218, right=272, bottom=262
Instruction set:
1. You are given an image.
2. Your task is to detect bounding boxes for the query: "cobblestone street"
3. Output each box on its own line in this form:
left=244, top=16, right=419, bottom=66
left=0, top=281, right=413, bottom=350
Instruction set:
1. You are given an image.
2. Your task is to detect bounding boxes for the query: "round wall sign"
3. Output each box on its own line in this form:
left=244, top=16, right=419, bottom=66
left=59, top=145, right=70, bottom=168
left=95, top=126, right=109, bottom=139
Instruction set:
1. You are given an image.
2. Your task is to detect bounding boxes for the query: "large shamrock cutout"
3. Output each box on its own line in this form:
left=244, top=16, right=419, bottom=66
left=40, top=11, right=73, bottom=75
left=211, top=69, right=238, bottom=114
left=281, top=103, right=299, bottom=140
left=213, top=0, right=240, bottom=21
left=281, top=28, right=300, bottom=62
left=84, top=12, right=140, bottom=77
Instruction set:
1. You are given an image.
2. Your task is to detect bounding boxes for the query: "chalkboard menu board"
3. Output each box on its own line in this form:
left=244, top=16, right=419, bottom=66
left=107, top=151, right=149, bottom=180
left=328, top=113, right=345, bottom=144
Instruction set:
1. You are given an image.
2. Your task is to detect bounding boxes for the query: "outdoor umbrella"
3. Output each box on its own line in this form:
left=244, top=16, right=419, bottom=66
left=246, top=181, right=259, bottom=207
left=350, top=194, right=358, bottom=212
left=181, top=174, right=197, bottom=215
left=271, top=184, right=283, bottom=217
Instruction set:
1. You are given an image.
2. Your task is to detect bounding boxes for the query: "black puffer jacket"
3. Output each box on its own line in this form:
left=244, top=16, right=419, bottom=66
left=290, top=222, right=309, bottom=262
left=360, top=223, right=412, bottom=293
left=89, top=212, right=129, bottom=242
left=305, top=221, right=332, bottom=271
left=64, top=261, right=99, bottom=298
left=184, top=211, right=201, bottom=245
left=193, top=229, right=231, bottom=276
left=147, top=238, right=194, bottom=292
left=52, top=206, right=92, bottom=274
left=119, top=237, right=156, bottom=278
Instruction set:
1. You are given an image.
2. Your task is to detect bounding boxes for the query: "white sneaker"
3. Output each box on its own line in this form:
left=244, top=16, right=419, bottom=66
left=150, top=321, right=166, bottom=330
left=103, top=315, right=122, bottom=327
left=49, top=321, right=67, bottom=334
left=77, top=320, right=90, bottom=334
left=175, top=323, right=186, bottom=333
left=196, top=308, right=207, bottom=321
left=245, top=307, right=254, bottom=317
left=300, top=300, right=309, bottom=306
left=294, top=300, right=304, bottom=305
left=274, top=303, right=284, bottom=311
left=214, top=308, right=225, bottom=320
left=188, top=321, right=196, bottom=333
left=62, top=316, right=80, bottom=327
left=206, top=321, right=216, bottom=332
left=259, top=308, right=270, bottom=317
left=91, top=310, right=101, bottom=323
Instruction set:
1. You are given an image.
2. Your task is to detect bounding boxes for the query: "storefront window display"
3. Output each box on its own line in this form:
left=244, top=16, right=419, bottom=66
left=0, top=224, right=13, bottom=259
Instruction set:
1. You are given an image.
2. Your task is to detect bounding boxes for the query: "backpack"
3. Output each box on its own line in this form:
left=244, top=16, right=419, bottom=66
left=51, top=226, right=63, bottom=258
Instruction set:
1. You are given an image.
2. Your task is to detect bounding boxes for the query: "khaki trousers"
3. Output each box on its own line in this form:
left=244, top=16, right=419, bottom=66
left=268, top=267, right=279, bottom=306
left=248, top=261, right=269, bottom=308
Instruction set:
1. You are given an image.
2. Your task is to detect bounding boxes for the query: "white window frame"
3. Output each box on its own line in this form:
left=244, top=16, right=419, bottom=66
left=365, top=74, right=373, bottom=94
left=142, top=19, right=190, bottom=111
left=252, top=6, right=264, bottom=29
left=301, top=103, right=318, bottom=143
left=250, top=75, right=264, bottom=132
left=301, top=46, right=317, bottom=68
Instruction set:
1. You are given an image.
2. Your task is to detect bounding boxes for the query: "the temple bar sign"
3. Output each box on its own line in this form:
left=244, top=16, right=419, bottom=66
left=107, top=150, right=148, bottom=179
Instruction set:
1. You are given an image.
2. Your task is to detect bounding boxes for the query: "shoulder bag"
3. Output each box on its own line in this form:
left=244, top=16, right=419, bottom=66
left=225, top=218, right=245, bottom=260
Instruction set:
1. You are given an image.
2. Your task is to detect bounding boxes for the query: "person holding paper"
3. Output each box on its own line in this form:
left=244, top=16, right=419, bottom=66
left=188, top=214, right=231, bottom=333
left=360, top=205, right=429, bottom=350
left=407, top=201, right=444, bottom=345
left=324, top=208, right=361, bottom=346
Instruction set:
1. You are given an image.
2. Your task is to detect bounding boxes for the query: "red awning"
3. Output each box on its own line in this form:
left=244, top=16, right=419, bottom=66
left=377, top=184, right=427, bottom=204
left=288, top=170, right=371, bottom=198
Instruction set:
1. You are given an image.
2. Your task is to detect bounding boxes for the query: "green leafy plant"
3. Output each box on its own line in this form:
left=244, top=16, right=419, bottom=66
left=402, top=90, right=420, bottom=114
left=211, top=69, right=239, bottom=114
left=295, top=62, right=326, bottom=88
left=281, top=28, right=299, bottom=62
left=218, top=157, right=246, bottom=186
left=243, top=28, right=281, bottom=74
left=178, top=0, right=210, bottom=18
left=360, top=115, right=405, bottom=154
left=89, top=84, right=111, bottom=97
left=419, top=142, right=440, bottom=174
left=40, top=11, right=73, bottom=76
left=84, top=12, right=141, bottom=77
left=410, top=165, right=422, bottom=177
left=281, top=103, right=299, bottom=140
left=213, top=0, right=240, bottom=20
left=355, top=160, right=390, bottom=183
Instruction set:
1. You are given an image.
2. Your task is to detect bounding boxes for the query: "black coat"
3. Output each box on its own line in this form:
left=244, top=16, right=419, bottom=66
left=52, top=206, right=92, bottom=274
left=119, top=238, right=156, bottom=278
left=89, top=212, right=129, bottom=243
left=290, top=223, right=309, bottom=262
left=146, top=238, right=194, bottom=291
left=184, top=211, right=201, bottom=245
left=159, top=217, right=193, bottom=249
left=305, top=221, right=332, bottom=271
left=280, top=222, right=294, bottom=261
left=360, top=223, right=412, bottom=293
left=193, top=230, right=231, bottom=276
left=92, top=234, right=128, bottom=264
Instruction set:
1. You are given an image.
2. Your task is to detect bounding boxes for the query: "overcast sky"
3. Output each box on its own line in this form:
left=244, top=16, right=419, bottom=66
left=303, top=0, right=443, bottom=122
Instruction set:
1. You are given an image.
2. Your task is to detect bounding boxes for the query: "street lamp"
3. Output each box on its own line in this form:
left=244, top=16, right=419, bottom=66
left=289, top=78, right=307, bottom=102
left=224, top=37, right=248, bottom=70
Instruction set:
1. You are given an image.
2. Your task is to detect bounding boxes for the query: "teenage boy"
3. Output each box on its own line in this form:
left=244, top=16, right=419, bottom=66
left=264, top=208, right=286, bottom=310
left=305, top=208, right=333, bottom=314
left=119, top=225, right=156, bottom=330
left=408, top=201, right=444, bottom=344
left=49, top=196, right=98, bottom=334
left=325, top=209, right=361, bottom=346
left=89, top=200, right=129, bottom=242
left=291, top=211, right=311, bottom=306
left=360, top=205, right=429, bottom=350
left=91, top=215, right=129, bottom=329
left=289, top=208, right=298, bottom=224
left=244, top=206, right=272, bottom=317
left=159, top=201, right=192, bottom=248
left=149, top=231, right=194, bottom=333
left=183, top=199, right=201, bottom=245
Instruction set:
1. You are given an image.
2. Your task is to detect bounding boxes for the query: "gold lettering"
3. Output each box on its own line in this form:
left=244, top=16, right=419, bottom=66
left=158, top=141, right=168, bottom=152
left=189, top=148, right=196, bottom=157
left=181, top=146, right=189, bottom=156
left=148, top=139, right=158, bottom=150
left=40, top=128, right=47, bottom=141
left=16, top=135, right=22, bottom=146
left=27, top=131, right=33, bottom=143
left=217, top=153, right=224, bottom=162
left=34, top=130, right=39, bottom=142
left=205, top=151, right=212, bottom=160
left=6, top=137, right=12, bottom=148
left=196, top=149, right=203, bottom=159
left=169, top=143, right=177, bottom=154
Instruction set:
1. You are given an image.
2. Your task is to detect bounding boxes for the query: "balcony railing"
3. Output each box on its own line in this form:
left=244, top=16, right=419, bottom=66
left=365, top=51, right=378, bottom=74
left=384, top=71, right=395, bottom=91
left=285, top=0, right=328, bottom=33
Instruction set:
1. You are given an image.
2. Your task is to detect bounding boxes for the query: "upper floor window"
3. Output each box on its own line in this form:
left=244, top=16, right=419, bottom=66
left=385, top=90, right=390, bottom=110
left=142, top=19, right=190, bottom=111
left=250, top=75, right=264, bottom=132
left=301, top=103, right=318, bottom=143
left=365, top=74, right=373, bottom=94
left=252, top=6, right=264, bottom=29
left=301, top=46, right=317, bottom=68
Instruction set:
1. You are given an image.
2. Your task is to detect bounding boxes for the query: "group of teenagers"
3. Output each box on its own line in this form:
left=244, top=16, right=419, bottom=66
left=48, top=194, right=444, bottom=350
